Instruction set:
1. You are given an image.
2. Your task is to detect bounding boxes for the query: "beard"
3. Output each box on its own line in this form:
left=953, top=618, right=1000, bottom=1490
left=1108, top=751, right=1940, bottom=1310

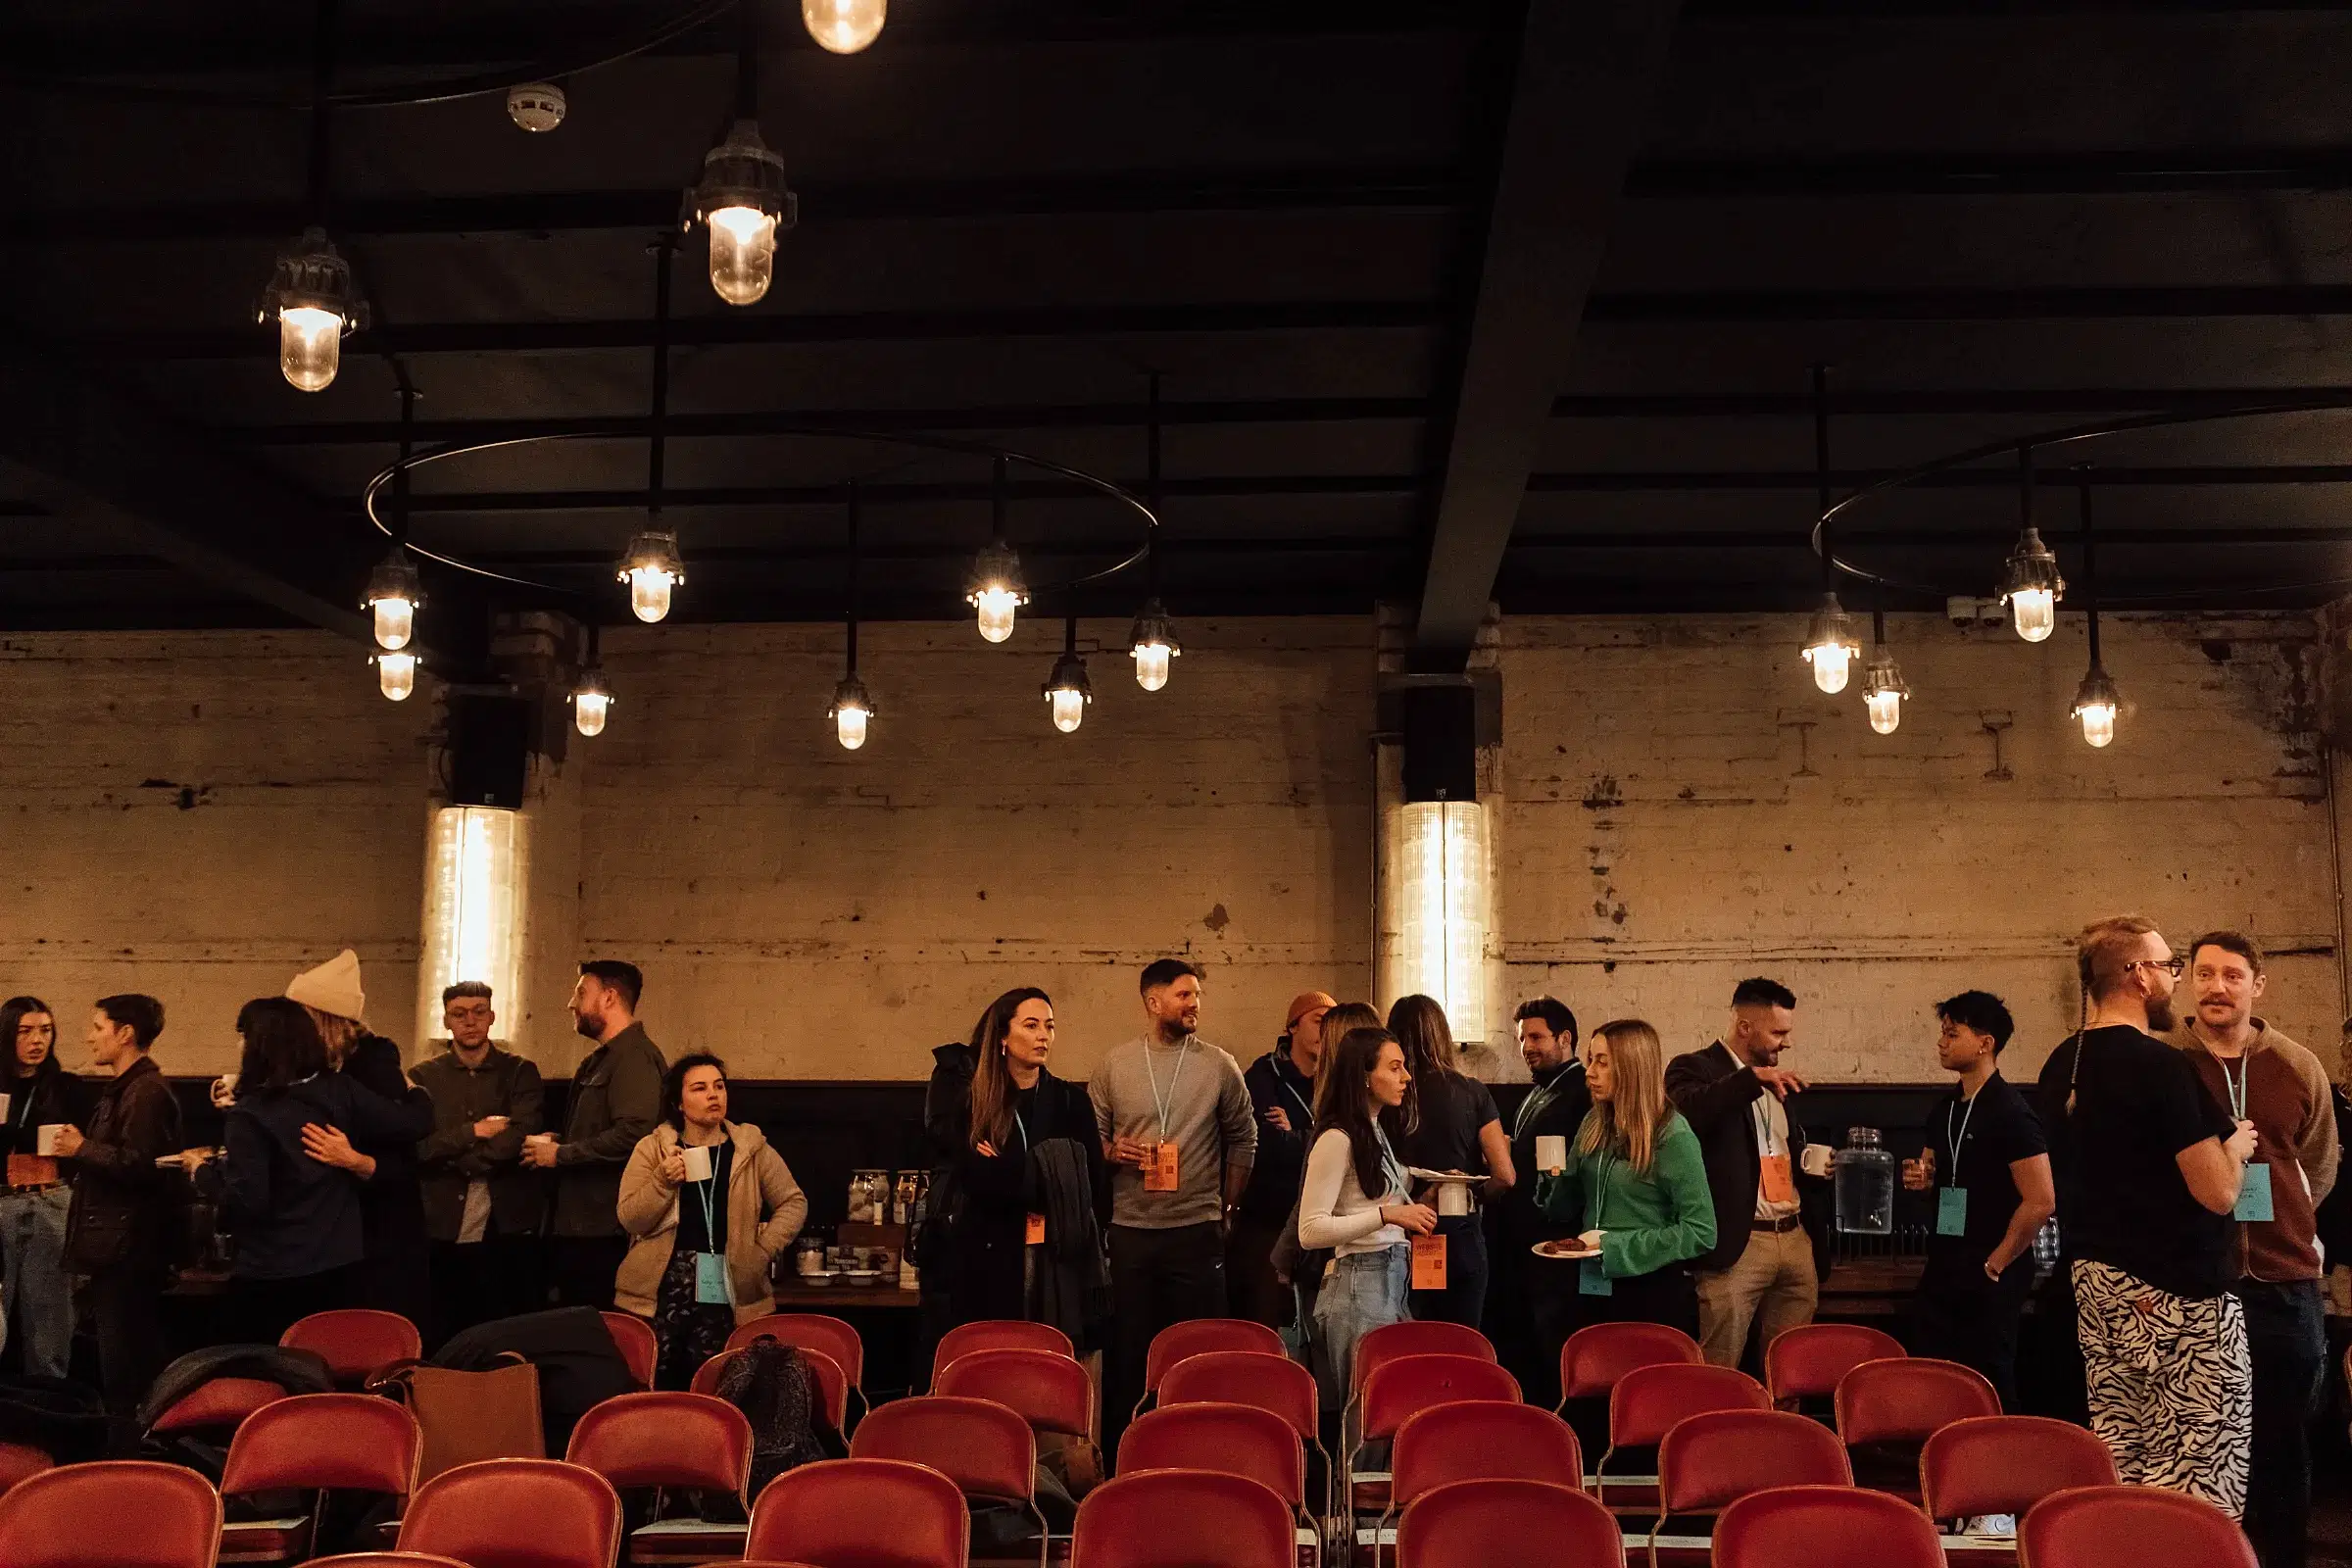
left=572, top=1011, right=601, bottom=1041
left=2145, top=996, right=2178, bottom=1034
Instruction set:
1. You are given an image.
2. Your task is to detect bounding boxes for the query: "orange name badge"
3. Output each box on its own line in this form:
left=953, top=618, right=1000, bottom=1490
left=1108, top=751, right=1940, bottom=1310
left=1025, top=1212, right=1048, bottom=1246
left=1144, top=1141, right=1181, bottom=1193
left=1758, top=1152, right=1796, bottom=1205
left=5, top=1154, right=55, bottom=1188
left=1411, top=1233, right=1447, bottom=1290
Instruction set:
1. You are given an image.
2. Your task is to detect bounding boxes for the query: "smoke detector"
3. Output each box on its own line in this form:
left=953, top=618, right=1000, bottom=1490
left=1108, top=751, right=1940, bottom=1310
left=506, top=82, right=566, bottom=133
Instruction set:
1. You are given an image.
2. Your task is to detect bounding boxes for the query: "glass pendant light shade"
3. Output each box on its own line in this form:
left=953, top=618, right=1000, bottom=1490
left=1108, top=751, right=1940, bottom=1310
left=374, top=650, right=417, bottom=703
left=259, top=228, right=365, bottom=392
left=616, top=528, right=685, bottom=623
left=804, top=0, right=886, bottom=53
left=1998, top=526, right=2066, bottom=643
left=2072, top=664, right=2121, bottom=749
left=687, top=122, right=797, bottom=307
left=1044, top=649, right=1093, bottom=734
left=966, top=538, right=1030, bottom=644
left=362, top=548, right=423, bottom=651
left=828, top=672, right=875, bottom=751
left=1799, top=591, right=1862, bottom=695
left=1860, top=646, right=1909, bottom=735
left=571, top=666, right=613, bottom=737
left=1127, top=599, right=1180, bottom=692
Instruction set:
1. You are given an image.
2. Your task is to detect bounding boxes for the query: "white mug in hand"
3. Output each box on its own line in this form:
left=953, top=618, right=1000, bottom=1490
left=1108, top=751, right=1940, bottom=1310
left=35, top=1125, right=64, bottom=1156
left=1535, top=1135, right=1568, bottom=1175
left=680, top=1145, right=713, bottom=1183
left=1799, top=1145, right=1834, bottom=1179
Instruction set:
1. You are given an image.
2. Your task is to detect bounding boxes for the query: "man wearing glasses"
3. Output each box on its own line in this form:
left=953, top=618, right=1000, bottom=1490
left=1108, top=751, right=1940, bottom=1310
left=2040, top=916, right=2259, bottom=1520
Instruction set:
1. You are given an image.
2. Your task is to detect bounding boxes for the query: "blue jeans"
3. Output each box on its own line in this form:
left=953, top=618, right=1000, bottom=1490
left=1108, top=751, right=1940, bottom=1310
left=0, top=1186, right=75, bottom=1379
left=1313, top=1246, right=1410, bottom=1410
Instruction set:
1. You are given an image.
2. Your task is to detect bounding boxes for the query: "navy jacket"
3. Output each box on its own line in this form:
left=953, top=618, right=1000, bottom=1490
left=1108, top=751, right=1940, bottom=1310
left=223, top=1073, right=434, bottom=1281
left=1239, top=1049, right=1318, bottom=1222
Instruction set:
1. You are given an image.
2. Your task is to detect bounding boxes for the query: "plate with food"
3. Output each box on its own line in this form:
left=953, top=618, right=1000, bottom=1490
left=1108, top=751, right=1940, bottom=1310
left=1530, top=1238, right=1602, bottom=1261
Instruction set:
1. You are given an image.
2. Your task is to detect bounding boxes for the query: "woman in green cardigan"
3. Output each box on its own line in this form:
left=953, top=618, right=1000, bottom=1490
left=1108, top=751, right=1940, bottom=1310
left=1532, top=1018, right=1716, bottom=1336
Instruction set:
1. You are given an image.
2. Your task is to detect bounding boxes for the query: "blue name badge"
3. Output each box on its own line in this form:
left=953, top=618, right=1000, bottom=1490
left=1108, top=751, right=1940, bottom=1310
left=1579, top=1257, right=1613, bottom=1297
left=1936, top=1187, right=1969, bottom=1237
left=694, top=1251, right=734, bottom=1305
left=2235, top=1163, right=2275, bottom=1223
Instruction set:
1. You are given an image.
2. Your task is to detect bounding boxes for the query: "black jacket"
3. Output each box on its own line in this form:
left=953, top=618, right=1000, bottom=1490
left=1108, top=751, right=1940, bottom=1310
left=413, top=1046, right=547, bottom=1243
left=1500, top=1059, right=1593, bottom=1248
left=1239, top=1049, right=1317, bottom=1221
left=65, top=1055, right=182, bottom=1272
left=222, top=1072, right=434, bottom=1281
left=1663, top=1041, right=1819, bottom=1273
left=2, top=1057, right=93, bottom=1163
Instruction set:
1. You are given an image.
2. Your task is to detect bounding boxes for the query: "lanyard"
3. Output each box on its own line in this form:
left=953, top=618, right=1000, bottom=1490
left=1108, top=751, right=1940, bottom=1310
left=1945, top=1091, right=1981, bottom=1183
left=1012, top=1109, right=1030, bottom=1152
left=1279, top=1069, right=1313, bottom=1124
left=1750, top=1097, right=1783, bottom=1157
left=1145, top=1042, right=1193, bottom=1140
left=1375, top=1125, right=1407, bottom=1200
left=2221, top=1057, right=2249, bottom=1122
left=1517, top=1069, right=1568, bottom=1139
left=1590, top=1148, right=1613, bottom=1228
left=690, top=1144, right=720, bottom=1246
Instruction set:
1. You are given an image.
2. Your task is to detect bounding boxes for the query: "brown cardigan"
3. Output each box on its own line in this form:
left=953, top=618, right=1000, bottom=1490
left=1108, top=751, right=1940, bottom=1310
left=2174, top=1020, right=2340, bottom=1283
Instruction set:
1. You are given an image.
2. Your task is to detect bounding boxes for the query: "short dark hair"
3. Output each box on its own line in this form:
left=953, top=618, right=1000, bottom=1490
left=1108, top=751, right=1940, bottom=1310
left=1732, top=977, right=1796, bottom=1011
left=579, top=960, right=643, bottom=1011
left=94, top=994, right=165, bottom=1050
left=232, top=996, right=326, bottom=1093
left=1139, top=958, right=1200, bottom=996
left=2189, top=930, right=2266, bottom=978
left=442, top=981, right=494, bottom=1005
left=1514, top=997, right=1578, bottom=1044
left=662, top=1051, right=729, bottom=1129
left=1936, top=990, right=2015, bottom=1053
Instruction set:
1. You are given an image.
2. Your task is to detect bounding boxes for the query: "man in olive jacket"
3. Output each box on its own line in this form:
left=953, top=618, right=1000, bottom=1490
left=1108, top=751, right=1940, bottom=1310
left=524, top=960, right=665, bottom=1309
left=414, top=981, right=547, bottom=1339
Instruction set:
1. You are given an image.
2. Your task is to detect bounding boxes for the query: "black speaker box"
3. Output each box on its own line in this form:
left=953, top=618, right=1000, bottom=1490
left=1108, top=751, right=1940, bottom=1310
left=447, top=693, right=532, bottom=808
left=1400, top=683, right=1477, bottom=803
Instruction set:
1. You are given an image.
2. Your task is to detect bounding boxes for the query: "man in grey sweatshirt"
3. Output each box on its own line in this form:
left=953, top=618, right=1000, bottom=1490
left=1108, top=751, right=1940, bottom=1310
left=1090, top=957, right=1257, bottom=1451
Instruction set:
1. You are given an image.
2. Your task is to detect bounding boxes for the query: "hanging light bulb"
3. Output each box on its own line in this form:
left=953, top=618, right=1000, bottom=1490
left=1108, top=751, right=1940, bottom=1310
left=1128, top=600, right=1180, bottom=692
left=616, top=528, right=685, bottom=623
left=374, top=650, right=416, bottom=703
left=258, top=228, right=365, bottom=392
left=570, top=665, right=613, bottom=738
left=804, top=0, right=886, bottom=53
left=1799, top=592, right=1861, bottom=695
left=829, top=674, right=875, bottom=751
left=362, top=547, right=422, bottom=651
left=2072, top=664, right=2120, bottom=749
left=686, top=121, right=797, bottom=307
left=1860, top=646, right=1909, bottom=735
left=1044, top=618, right=1092, bottom=734
left=967, top=458, right=1030, bottom=642
left=1999, top=528, right=2065, bottom=643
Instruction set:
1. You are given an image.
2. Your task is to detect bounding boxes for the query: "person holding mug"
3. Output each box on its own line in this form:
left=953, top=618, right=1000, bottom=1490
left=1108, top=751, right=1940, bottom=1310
left=615, top=1053, right=808, bottom=1388
left=1532, top=1018, right=1717, bottom=1338
left=1297, top=1026, right=1436, bottom=1407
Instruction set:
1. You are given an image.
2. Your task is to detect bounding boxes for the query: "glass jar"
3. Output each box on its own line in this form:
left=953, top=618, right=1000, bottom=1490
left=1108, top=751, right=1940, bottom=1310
left=847, top=1168, right=889, bottom=1224
left=1835, top=1126, right=1895, bottom=1236
left=893, top=1171, right=917, bottom=1226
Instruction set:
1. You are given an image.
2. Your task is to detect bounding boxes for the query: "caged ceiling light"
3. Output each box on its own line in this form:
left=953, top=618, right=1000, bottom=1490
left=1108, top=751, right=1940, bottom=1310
left=966, top=457, right=1030, bottom=643
left=259, top=1, right=364, bottom=391
left=1043, top=615, right=1093, bottom=734
left=1997, top=447, right=2065, bottom=644
left=1127, top=374, right=1181, bottom=691
left=803, top=0, right=887, bottom=54
left=1797, top=367, right=1860, bottom=695
left=1860, top=604, right=1909, bottom=735
left=364, top=547, right=422, bottom=652
left=684, top=2, right=797, bottom=307
left=615, top=239, right=684, bottom=623
left=828, top=484, right=877, bottom=750
left=571, top=624, right=612, bottom=738
left=373, top=650, right=417, bottom=702
left=2069, top=469, right=2120, bottom=749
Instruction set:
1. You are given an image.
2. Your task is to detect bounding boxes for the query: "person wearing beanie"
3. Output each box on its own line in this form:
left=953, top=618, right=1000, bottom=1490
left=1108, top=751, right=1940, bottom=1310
left=1229, top=990, right=1335, bottom=1330
left=285, top=950, right=437, bottom=1330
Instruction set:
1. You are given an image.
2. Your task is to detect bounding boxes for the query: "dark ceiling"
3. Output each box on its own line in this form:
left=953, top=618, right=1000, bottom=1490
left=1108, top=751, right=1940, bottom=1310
left=8, top=1, right=2352, bottom=665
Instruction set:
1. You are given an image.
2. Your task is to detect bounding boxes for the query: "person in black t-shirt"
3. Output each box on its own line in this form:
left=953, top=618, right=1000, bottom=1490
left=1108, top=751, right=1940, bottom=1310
left=1390, top=995, right=1513, bottom=1328
left=2056, top=915, right=2258, bottom=1520
left=1903, top=991, right=2053, bottom=1406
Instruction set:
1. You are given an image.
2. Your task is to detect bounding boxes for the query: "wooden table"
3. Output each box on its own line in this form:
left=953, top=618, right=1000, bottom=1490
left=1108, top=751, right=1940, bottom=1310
left=769, top=1279, right=920, bottom=1310
left=1818, top=1254, right=1927, bottom=1318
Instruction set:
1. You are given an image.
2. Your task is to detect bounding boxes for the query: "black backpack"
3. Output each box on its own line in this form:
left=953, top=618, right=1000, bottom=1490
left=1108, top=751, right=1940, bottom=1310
left=714, top=1338, right=846, bottom=1501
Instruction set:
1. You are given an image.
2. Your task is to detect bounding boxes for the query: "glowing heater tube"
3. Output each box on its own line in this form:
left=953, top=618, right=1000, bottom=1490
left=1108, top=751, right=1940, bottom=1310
left=416, top=806, right=530, bottom=1052
left=1396, top=800, right=1489, bottom=1049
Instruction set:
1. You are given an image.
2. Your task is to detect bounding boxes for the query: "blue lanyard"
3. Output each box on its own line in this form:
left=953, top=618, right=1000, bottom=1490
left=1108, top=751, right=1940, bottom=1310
left=691, top=1145, right=719, bottom=1244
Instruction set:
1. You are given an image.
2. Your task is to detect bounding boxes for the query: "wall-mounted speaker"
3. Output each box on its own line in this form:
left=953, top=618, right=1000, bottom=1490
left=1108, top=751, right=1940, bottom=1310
left=447, top=693, right=532, bottom=808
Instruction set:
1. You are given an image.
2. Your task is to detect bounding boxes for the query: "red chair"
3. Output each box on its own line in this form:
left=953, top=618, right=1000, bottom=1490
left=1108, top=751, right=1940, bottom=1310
left=746, top=1457, right=968, bottom=1568
left=1556, top=1321, right=1703, bottom=1408
left=0, top=1443, right=51, bottom=1495
left=1763, top=1323, right=1904, bottom=1409
left=298, top=1557, right=474, bottom=1568
left=1920, top=1415, right=2118, bottom=1526
left=566, top=1392, right=755, bottom=1565
left=1597, top=1363, right=1768, bottom=1509
left=1834, top=1357, right=2000, bottom=1498
left=1373, top=1401, right=1584, bottom=1566
left=1135, top=1318, right=1286, bottom=1417
left=2018, top=1483, right=2258, bottom=1568
left=930, top=1319, right=1074, bottom=1385
left=726, top=1313, right=867, bottom=1395
left=601, top=1310, right=658, bottom=1389
left=1395, top=1478, right=1621, bottom=1568
left=1650, top=1408, right=1852, bottom=1568
left=396, top=1458, right=623, bottom=1568
left=694, top=1346, right=852, bottom=1432
left=146, top=1375, right=293, bottom=1439
left=935, top=1347, right=1097, bottom=1444
left=851, top=1396, right=1045, bottom=1562
left=1154, top=1348, right=1328, bottom=1519
left=0, top=1460, right=223, bottom=1568
left=1351, top=1354, right=1521, bottom=1512
left=219, top=1393, right=422, bottom=1563
left=1071, top=1469, right=1295, bottom=1568
left=1119, top=1402, right=1305, bottom=1507
left=1714, top=1484, right=1943, bottom=1568
left=280, top=1309, right=424, bottom=1386
left=1349, top=1322, right=1494, bottom=1424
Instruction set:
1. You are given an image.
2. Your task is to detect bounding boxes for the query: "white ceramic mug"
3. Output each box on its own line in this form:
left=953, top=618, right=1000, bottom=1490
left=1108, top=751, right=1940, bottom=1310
left=1799, top=1145, right=1835, bottom=1179
left=1436, top=1181, right=1472, bottom=1217
left=35, top=1125, right=65, bottom=1156
left=1536, top=1135, right=1568, bottom=1174
left=681, top=1145, right=713, bottom=1183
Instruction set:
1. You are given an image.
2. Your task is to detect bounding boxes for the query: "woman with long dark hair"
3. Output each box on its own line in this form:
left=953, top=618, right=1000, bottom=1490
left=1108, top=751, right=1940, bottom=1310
left=616, top=1052, right=808, bottom=1388
left=1388, top=994, right=1513, bottom=1328
left=1298, top=1026, right=1436, bottom=1406
left=0, top=997, right=82, bottom=1376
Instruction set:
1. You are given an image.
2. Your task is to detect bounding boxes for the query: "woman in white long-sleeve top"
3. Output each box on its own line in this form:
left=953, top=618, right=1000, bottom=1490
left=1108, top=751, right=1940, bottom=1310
left=1298, top=1026, right=1437, bottom=1406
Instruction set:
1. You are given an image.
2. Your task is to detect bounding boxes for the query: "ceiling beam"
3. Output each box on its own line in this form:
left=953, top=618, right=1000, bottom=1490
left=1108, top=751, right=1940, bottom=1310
left=1410, top=0, right=1682, bottom=666
left=1549, top=386, right=2352, bottom=417
left=1586, top=285, right=2352, bottom=322
left=1626, top=148, right=2352, bottom=199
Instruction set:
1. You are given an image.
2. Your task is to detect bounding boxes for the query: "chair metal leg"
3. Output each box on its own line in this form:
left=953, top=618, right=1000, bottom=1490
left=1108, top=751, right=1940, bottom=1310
left=1648, top=1510, right=1665, bottom=1568
left=1028, top=1496, right=1052, bottom=1568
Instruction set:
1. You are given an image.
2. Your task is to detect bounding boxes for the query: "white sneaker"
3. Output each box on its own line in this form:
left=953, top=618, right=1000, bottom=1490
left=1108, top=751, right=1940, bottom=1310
left=1962, top=1515, right=2018, bottom=1539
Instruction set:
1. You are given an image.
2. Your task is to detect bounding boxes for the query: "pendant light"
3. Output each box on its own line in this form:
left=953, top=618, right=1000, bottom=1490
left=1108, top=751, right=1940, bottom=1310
left=571, top=626, right=613, bottom=738
left=362, top=381, right=422, bottom=650
left=1043, top=615, right=1092, bottom=734
left=828, top=485, right=877, bottom=750
left=258, top=1, right=365, bottom=390
left=373, top=651, right=417, bottom=702
left=1127, top=373, right=1182, bottom=691
left=1798, top=366, right=1859, bottom=694
left=2069, top=469, right=2120, bottom=748
left=804, top=0, right=887, bottom=53
left=685, top=2, right=797, bottom=307
left=616, top=238, right=684, bottom=622
left=1997, top=445, right=2065, bottom=643
left=966, top=457, right=1030, bottom=643
left=1860, top=602, right=1909, bottom=735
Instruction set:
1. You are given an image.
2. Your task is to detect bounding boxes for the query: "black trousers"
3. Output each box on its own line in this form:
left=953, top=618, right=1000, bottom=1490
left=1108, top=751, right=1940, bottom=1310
left=83, top=1264, right=167, bottom=1452
left=1106, top=1221, right=1227, bottom=1453
left=1912, top=1258, right=2034, bottom=1409
left=2235, top=1278, right=2325, bottom=1568
left=1223, top=1212, right=1292, bottom=1331
left=227, top=1263, right=358, bottom=1350
left=1406, top=1213, right=1490, bottom=1329
left=1560, top=1265, right=1698, bottom=1467
left=429, top=1237, right=545, bottom=1349
left=548, top=1234, right=630, bottom=1313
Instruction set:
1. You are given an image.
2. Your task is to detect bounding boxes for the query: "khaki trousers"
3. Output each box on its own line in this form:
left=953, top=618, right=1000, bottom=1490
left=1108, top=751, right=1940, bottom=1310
left=1694, top=1224, right=1818, bottom=1368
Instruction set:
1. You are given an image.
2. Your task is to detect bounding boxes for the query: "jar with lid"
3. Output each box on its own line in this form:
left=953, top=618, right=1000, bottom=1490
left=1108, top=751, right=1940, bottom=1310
left=1836, top=1126, right=1895, bottom=1235
left=893, top=1171, right=918, bottom=1226
left=847, top=1168, right=890, bottom=1224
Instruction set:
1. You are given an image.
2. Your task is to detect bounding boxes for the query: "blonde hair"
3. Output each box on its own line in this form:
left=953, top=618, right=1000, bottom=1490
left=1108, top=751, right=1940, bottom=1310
left=1573, top=1018, right=1671, bottom=1176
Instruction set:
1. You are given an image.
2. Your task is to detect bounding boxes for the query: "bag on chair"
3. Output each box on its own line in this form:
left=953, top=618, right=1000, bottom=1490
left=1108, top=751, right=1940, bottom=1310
left=376, top=1356, right=544, bottom=1483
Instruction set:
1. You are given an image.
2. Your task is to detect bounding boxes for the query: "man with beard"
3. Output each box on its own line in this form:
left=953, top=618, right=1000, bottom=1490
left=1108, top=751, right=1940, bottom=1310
left=2042, top=915, right=2258, bottom=1518
left=523, top=960, right=665, bottom=1310
left=1490, top=997, right=1590, bottom=1404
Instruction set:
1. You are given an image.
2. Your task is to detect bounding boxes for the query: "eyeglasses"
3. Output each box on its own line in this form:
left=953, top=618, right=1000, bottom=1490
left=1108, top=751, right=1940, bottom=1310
left=2126, top=956, right=2187, bottom=979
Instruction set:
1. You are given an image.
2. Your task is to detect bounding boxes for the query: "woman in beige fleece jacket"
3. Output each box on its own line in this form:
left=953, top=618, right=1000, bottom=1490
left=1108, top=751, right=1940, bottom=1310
left=615, top=1052, right=808, bottom=1387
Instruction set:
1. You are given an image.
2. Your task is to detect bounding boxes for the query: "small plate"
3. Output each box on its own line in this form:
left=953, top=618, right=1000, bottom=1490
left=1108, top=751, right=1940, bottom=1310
left=1407, top=1167, right=1481, bottom=1183
left=1530, top=1240, right=1601, bottom=1261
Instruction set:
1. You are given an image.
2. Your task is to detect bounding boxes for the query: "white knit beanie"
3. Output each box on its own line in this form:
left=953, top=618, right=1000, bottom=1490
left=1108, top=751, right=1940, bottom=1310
left=285, top=949, right=367, bottom=1023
